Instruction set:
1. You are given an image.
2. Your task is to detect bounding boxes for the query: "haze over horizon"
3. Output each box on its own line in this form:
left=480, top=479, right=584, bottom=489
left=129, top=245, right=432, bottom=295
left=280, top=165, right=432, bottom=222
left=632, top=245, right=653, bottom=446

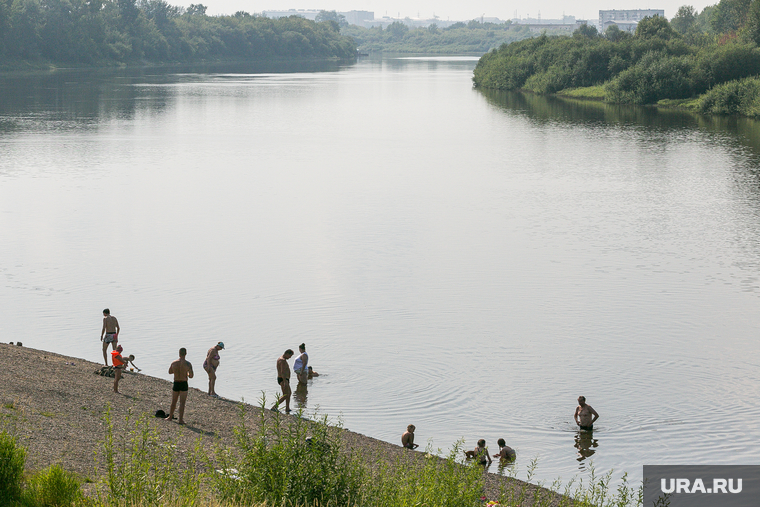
left=198, top=0, right=716, bottom=24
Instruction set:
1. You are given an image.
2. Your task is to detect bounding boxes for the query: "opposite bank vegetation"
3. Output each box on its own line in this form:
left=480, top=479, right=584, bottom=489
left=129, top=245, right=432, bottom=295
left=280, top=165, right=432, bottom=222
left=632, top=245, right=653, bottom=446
left=0, top=0, right=356, bottom=67
left=473, top=0, right=760, bottom=118
left=0, top=402, right=642, bottom=507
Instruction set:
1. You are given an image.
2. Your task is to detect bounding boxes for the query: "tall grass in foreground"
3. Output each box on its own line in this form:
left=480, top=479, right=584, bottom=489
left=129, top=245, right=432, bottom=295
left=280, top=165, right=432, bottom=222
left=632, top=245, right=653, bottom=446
left=0, top=404, right=642, bottom=507
left=212, top=400, right=364, bottom=506
left=99, top=405, right=203, bottom=506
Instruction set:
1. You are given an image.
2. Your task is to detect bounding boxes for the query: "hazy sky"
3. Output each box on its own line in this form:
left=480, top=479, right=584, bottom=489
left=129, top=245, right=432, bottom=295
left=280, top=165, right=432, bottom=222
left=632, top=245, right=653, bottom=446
left=200, top=0, right=717, bottom=23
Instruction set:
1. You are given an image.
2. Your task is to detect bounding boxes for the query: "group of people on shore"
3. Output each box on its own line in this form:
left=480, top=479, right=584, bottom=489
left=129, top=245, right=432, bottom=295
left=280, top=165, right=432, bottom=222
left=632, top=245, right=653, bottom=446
left=100, top=309, right=598, bottom=453
left=400, top=396, right=600, bottom=466
left=100, top=309, right=319, bottom=424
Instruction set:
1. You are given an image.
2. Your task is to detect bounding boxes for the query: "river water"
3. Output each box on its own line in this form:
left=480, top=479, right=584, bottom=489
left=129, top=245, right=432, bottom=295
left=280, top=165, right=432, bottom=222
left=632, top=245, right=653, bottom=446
left=2, top=55, right=760, bottom=488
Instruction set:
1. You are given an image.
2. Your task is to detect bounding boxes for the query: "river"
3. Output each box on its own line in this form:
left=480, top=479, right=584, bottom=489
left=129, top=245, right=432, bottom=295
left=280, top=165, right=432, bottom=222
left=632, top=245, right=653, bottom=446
left=1, top=55, right=760, bottom=489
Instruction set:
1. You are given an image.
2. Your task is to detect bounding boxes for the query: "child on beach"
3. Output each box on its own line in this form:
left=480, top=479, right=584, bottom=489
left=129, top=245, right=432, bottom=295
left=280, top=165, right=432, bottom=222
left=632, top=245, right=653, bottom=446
left=111, top=345, right=136, bottom=393
left=465, top=439, right=492, bottom=466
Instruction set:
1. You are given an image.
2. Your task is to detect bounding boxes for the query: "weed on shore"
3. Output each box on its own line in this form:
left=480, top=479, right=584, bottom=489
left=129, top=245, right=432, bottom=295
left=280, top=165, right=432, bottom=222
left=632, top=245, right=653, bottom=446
left=0, top=403, right=642, bottom=507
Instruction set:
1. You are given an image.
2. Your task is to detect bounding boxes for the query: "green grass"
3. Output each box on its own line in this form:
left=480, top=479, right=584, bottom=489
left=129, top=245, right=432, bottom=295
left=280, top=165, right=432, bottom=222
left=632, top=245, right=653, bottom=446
left=0, top=402, right=643, bottom=507
left=556, top=86, right=607, bottom=99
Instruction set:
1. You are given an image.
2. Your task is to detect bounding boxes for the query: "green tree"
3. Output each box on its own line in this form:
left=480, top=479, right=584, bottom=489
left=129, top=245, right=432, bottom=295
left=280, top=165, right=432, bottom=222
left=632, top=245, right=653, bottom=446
left=574, top=23, right=598, bottom=38
left=671, top=5, right=697, bottom=34
left=635, top=15, right=678, bottom=39
left=604, top=24, right=631, bottom=41
left=315, top=10, right=346, bottom=27
left=711, top=0, right=751, bottom=33
left=185, top=3, right=205, bottom=15
left=387, top=20, right=407, bottom=39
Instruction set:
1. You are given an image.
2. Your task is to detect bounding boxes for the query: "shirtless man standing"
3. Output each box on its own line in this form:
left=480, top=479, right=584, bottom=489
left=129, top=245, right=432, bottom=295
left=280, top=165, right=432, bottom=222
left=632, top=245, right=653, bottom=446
left=401, top=424, right=419, bottom=449
left=271, top=349, right=294, bottom=413
left=204, top=342, right=224, bottom=397
left=100, top=309, right=120, bottom=365
left=165, top=348, right=194, bottom=425
left=574, top=396, right=599, bottom=431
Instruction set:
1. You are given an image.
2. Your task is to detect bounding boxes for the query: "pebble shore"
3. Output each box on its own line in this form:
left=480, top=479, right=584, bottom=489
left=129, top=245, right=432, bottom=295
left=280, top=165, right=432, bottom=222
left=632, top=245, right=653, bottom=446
left=0, top=342, right=564, bottom=506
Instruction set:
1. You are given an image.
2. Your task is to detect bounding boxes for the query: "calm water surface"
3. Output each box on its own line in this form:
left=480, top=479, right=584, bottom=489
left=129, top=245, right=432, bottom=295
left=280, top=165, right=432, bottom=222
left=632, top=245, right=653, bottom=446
left=2, top=56, right=760, bottom=487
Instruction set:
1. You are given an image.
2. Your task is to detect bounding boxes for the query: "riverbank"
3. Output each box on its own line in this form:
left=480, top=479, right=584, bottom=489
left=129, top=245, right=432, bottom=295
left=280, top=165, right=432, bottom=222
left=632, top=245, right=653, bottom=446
left=0, top=342, right=565, bottom=506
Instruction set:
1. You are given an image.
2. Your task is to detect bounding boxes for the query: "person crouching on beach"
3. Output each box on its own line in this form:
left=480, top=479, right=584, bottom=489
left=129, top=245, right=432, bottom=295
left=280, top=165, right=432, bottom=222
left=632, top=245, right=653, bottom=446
left=111, top=345, right=135, bottom=394
left=204, top=341, right=224, bottom=397
left=402, top=425, right=419, bottom=449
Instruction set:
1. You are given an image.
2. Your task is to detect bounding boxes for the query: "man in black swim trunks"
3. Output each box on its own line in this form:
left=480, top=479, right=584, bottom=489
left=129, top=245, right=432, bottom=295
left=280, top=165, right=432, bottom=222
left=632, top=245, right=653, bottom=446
left=165, top=348, right=194, bottom=425
left=271, top=349, right=294, bottom=413
left=574, top=395, right=599, bottom=431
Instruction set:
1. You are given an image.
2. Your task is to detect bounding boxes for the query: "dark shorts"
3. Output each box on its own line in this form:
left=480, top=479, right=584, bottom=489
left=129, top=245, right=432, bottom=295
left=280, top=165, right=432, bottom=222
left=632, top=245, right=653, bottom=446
left=580, top=425, right=594, bottom=431
left=278, top=377, right=291, bottom=396
left=104, top=333, right=117, bottom=344
left=173, top=381, right=188, bottom=392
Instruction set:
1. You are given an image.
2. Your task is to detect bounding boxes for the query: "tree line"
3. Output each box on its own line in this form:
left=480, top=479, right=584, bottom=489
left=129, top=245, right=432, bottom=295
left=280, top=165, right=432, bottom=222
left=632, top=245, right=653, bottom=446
left=342, top=20, right=542, bottom=54
left=0, top=0, right=357, bottom=65
left=472, top=0, right=760, bottom=116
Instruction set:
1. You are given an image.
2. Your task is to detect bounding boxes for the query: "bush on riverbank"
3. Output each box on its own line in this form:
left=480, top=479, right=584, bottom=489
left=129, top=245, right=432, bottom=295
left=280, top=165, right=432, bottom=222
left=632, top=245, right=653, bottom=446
left=472, top=8, right=760, bottom=115
left=0, top=431, right=82, bottom=507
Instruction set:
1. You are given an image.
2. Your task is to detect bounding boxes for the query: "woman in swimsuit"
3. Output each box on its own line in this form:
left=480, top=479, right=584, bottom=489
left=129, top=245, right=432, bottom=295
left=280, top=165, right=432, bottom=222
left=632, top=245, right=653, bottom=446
left=204, top=342, right=224, bottom=397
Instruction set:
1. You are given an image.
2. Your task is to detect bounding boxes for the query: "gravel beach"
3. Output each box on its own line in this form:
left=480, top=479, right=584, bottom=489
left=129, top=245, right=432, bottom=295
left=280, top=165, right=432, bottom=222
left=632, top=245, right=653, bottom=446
left=0, top=342, right=564, bottom=505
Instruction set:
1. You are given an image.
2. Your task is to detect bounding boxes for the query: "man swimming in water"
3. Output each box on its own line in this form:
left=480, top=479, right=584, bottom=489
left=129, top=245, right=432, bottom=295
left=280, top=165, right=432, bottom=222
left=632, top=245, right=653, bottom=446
left=100, top=308, right=120, bottom=365
left=574, top=396, right=599, bottom=431
left=204, top=342, right=224, bottom=397
left=401, top=424, right=419, bottom=449
left=165, top=348, right=194, bottom=425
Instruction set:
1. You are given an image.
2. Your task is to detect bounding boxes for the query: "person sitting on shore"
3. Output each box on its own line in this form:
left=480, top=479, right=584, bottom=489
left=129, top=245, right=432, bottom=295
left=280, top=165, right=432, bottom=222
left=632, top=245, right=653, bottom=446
left=493, top=438, right=516, bottom=463
left=465, top=439, right=492, bottom=466
left=110, top=345, right=135, bottom=394
left=401, top=424, right=419, bottom=449
left=307, top=366, right=319, bottom=379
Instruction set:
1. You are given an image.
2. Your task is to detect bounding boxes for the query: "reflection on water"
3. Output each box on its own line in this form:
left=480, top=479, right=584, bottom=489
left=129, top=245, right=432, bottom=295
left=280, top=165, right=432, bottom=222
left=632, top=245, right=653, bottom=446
left=574, top=431, right=600, bottom=468
left=294, top=382, right=309, bottom=409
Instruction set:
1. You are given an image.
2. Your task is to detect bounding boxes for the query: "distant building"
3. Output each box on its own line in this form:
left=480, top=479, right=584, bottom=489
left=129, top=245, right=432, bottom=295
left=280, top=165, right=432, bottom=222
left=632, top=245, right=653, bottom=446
left=511, top=18, right=587, bottom=33
left=601, top=19, right=639, bottom=32
left=343, top=10, right=374, bottom=25
left=263, top=9, right=320, bottom=20
left=598, top=9, right=664, bottom=31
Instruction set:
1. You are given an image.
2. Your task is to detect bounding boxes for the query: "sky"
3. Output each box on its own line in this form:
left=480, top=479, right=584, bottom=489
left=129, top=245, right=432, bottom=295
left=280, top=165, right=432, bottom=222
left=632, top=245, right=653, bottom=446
left=198, top=0, right=718, bottom=23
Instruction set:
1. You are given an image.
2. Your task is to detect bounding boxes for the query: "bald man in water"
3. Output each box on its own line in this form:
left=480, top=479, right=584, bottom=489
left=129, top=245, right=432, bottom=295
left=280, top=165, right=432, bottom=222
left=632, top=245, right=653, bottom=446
left=574, top=396, right=599, bottom=431
left=165, top=348, right=194, bottom=425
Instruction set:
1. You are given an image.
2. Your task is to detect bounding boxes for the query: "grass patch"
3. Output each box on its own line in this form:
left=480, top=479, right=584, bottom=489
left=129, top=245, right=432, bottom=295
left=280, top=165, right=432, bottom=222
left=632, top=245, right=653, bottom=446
left=557, top=86, right=607, bottom=100
left=1, top=402, right=643, bottom=506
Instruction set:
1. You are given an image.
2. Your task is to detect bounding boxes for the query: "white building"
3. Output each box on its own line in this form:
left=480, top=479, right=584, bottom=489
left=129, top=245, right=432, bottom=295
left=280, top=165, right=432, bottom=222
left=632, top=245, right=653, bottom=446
left=598, top=9, right=664, bottom=31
